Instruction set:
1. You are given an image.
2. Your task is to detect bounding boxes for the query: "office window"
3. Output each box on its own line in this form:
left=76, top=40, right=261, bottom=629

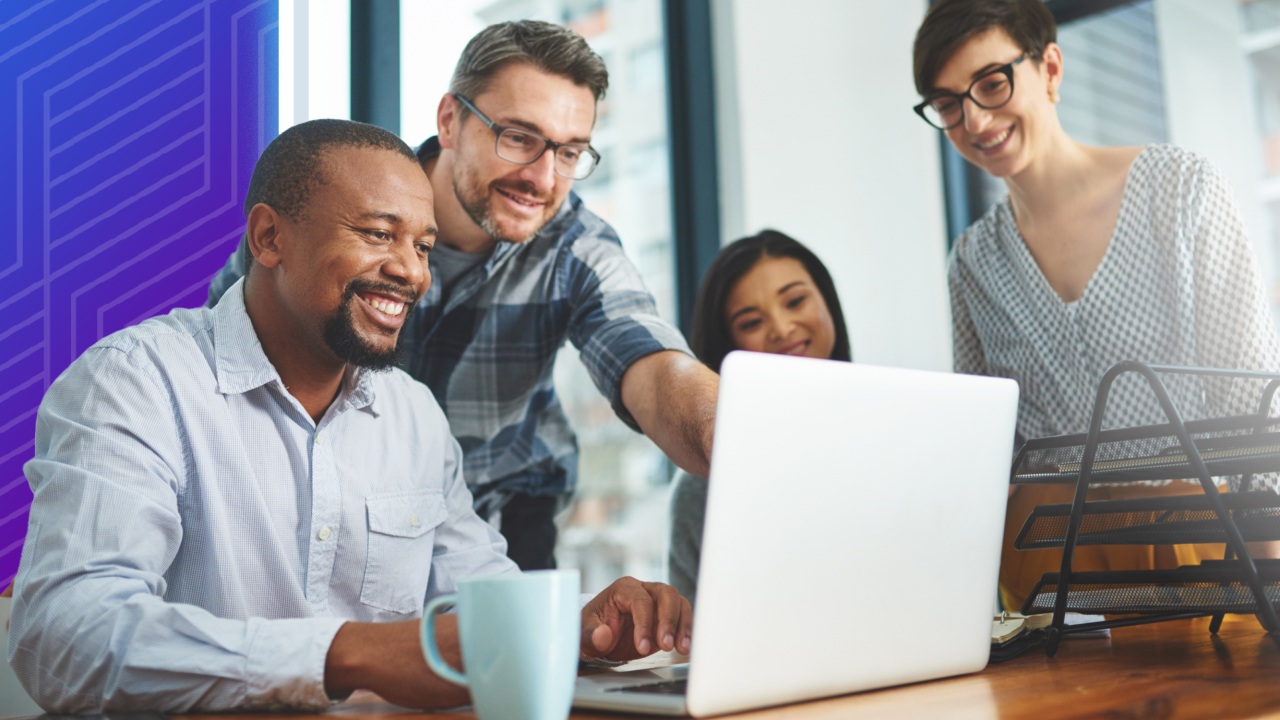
left=278, top=0, right=350, bottom=130
left=399, top=2, right=486, bottom=144
left=1057, top=3, right=1167, bottom=146
left=399, top=0, right=678, bottom=592
left=630, top=43, right=666, bottom=91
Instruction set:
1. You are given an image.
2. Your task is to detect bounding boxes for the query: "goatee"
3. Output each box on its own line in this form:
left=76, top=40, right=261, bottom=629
left=321, top=280, right=417, bottom=371
left=453, top=172, right=547, bottom=244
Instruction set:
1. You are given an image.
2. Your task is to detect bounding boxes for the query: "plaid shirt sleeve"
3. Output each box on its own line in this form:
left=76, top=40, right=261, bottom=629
left=563, top=226, right=693, bottom=432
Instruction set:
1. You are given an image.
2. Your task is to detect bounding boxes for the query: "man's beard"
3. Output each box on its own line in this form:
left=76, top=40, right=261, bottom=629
left=453, top=165, right=551, bottom=244
left=321, top=280, right=417, bottom=372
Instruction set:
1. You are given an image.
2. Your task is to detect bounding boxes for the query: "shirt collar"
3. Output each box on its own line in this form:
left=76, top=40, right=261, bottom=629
left=211, top=279, right=378, bottom=414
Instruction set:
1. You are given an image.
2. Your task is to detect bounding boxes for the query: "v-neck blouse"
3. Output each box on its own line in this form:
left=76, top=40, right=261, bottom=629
left=949, top=144, right=1280, bottom=491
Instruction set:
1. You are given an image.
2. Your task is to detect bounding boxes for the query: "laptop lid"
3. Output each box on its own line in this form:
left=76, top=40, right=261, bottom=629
left=686, top=353, right=1018, bottom=717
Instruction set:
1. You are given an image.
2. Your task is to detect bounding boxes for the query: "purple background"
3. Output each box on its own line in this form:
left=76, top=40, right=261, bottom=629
left=0, top=0, right=279, bottom=588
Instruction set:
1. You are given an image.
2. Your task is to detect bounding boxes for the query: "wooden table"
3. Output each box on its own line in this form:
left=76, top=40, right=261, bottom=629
left=11, top=616, right=1280, bottom=720
left=330, top=616, right=1280, bottom=720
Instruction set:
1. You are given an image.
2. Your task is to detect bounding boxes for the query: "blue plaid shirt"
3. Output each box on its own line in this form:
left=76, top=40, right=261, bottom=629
left=208, top=137, right=691, bottom=514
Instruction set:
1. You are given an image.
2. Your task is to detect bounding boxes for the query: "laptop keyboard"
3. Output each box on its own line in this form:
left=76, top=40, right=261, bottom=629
left=606, top=678, right=688, bottom=695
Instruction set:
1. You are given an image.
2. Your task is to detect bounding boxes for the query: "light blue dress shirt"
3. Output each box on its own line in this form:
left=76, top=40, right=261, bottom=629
left=8, top=279, right=519, bottom=713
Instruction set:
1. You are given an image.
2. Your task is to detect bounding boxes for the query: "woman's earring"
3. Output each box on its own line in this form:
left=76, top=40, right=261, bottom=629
left=1049, top=89, right=1061, bottom=104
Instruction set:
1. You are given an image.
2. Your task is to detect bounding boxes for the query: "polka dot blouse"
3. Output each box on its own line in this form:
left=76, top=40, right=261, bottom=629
left=949, top=145, right=1280, bottom=492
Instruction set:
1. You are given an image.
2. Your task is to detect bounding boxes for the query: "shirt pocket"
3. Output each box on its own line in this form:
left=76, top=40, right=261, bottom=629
left=360, top=489, right=449, bottom=615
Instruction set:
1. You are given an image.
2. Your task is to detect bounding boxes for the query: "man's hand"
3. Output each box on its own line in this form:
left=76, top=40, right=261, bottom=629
left=324, top=579, right=693, bottom=706
left=324, top=616, right=470, bottom=710
left=581, top=577, right=693, bottom=661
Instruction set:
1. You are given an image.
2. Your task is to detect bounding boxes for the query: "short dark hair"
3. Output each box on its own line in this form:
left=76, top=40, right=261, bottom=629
left=688, top=230, right=852, bottom=374
left=244, top=118, right=418, bottom=221
left=913, top=0, right=1057, bottom=96
left=448, top=20, right=608, bottom=123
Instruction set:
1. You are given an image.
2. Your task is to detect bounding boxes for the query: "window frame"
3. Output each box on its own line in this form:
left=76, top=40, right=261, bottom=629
left=665, top=0, right=723, bottom=334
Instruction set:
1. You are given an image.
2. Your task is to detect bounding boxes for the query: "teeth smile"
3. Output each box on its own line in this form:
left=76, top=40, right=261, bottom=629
left=365, top=296, right=405, bottom=317
left=977, top=126, right=1012, bottom=150
left=499, top=189, right=539, bottom=207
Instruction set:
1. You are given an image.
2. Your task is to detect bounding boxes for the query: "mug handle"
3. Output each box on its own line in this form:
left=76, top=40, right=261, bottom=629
left=421, top=594, right=469, bottom=687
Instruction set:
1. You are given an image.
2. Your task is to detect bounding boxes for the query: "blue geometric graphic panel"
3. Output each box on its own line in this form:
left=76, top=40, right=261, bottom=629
left=0, top=0, right=278, bottom=588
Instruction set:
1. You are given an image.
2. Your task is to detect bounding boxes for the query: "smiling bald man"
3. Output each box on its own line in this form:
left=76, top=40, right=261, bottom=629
left=9, top=120, right=691, bottom=713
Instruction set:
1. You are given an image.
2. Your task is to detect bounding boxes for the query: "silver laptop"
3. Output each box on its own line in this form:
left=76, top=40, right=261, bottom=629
left=573, top=352, right=1019, bottom=717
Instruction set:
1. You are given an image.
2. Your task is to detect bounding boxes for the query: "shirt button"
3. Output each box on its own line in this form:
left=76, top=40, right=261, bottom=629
left=410, top=513, right=419, bottom=527
left=315, top=431, right=324, bottom=444
left=318, top=526, right=332, bottom=541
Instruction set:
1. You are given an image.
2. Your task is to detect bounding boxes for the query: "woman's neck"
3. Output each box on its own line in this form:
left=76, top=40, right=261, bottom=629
left=1002, top=129, right=1097, bottom=226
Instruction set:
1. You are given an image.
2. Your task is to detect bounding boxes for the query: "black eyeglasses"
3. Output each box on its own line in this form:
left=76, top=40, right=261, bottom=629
left=913, top=54, right=1029, bottom=130
left=453, top=94, right=601, bottom=180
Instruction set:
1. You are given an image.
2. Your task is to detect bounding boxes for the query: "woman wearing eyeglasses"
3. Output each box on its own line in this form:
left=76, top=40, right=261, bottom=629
left=913, top=0, right=1280, bottom=612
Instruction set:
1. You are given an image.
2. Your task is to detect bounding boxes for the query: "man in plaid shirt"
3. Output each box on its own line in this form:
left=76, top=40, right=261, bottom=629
left=209, top=21, right=718, bottom=570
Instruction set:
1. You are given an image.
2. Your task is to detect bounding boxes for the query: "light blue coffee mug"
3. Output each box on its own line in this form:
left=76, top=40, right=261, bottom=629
left=421, top=570, right=581, bottom=720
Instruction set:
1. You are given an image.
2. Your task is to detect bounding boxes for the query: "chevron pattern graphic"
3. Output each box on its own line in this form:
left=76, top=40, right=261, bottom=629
left=0, top=0, right=278, bottom=588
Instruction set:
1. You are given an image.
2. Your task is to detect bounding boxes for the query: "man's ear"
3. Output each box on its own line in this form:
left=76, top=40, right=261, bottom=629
left=246, top=202, right=288, bottom=269
left=437, top=93, right=460, bottom=149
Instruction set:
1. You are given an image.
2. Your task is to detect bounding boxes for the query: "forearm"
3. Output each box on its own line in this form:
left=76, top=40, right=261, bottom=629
left=621, top=351, right=719, bottom=477
left=17, top=471, right=345, bottom=711
left=11, top=575, right=345, bottom=713
left=325, top=616, right=470, bottom=709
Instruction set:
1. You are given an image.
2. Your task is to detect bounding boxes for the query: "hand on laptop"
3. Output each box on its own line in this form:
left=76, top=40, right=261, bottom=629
left=581, top=577, right=693, bottom=661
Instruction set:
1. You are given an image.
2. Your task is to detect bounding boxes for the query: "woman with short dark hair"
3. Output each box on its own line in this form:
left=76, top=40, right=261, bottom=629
left=913, top=0, right=1280, bottom=611
left=669, top=230, right=850, bottom=605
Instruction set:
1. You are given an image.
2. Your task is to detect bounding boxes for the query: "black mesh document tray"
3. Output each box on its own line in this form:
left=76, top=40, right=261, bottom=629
left=1012, top=421, right=1280, bottom=485
left=1021, top=560, right=1280, bottom=616
left=1014, top=491, right=1280, bottom=550
left=1008, top=362, right=1280, bottom=657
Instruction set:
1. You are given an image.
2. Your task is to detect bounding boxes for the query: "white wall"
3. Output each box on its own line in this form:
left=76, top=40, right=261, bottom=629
left=710, top=0, right=953, bottom=372
left=1155, top=0, right=1272, bottom=277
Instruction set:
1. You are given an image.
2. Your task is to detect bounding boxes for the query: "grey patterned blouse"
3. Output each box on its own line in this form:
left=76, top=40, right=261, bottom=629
left=949, top=144, right=1280, bottom=491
